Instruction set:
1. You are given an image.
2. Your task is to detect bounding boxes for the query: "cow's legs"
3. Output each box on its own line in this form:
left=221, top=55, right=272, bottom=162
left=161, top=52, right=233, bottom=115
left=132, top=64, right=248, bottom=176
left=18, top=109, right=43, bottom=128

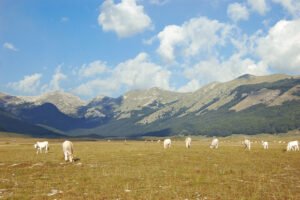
left=64, top=152, right=68, bottom=161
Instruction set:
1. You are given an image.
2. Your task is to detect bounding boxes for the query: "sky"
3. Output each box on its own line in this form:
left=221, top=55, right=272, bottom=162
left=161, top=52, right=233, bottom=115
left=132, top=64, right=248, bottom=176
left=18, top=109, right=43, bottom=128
left=1, top=0, right=300, bottom=100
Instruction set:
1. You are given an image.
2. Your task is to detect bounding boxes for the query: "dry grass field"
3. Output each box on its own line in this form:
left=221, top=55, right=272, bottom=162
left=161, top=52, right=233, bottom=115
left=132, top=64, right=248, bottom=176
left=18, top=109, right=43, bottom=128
left=0, top=133, right=300, bottom=200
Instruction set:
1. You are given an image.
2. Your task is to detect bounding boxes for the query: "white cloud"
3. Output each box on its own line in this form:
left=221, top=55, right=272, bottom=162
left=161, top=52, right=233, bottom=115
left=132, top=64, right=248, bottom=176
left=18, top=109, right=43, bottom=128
left=114, top=53, right=171, bottom=90
left=256, top=19, right=300, bottom=74
left=78, top=60, right=107, bottom=78
left=50, top=65, right=67, bottom=90
left=149, top=0, right=169, bottom=5
left=227, top=3, right=249, bottom=22
left=72, top=78, right=119, bottom=97
left=142, top=35, right=157, bottom=45
left=7, top=73, right=42, bottom=94
left=156, top=17, right=233, bottom=64
left=184, top=55, right=269, bottom=85
left=42, top=65, right=67, bottom=92
left=272, top=0, right=300, bottom=18
left=98, top=0, right=152, bottom=37
left=73, top=53, right=171, bottom=97
left=248, top=0, right=269, bottom=15
left=3, top=42, right=18, bottom=51
left=177, top=79, right=200, bottom=93
left=157, top=25, right=185, bottom=63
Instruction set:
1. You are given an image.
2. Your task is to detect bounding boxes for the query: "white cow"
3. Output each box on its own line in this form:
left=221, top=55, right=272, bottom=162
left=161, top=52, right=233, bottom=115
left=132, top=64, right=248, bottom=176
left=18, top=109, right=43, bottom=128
left=185, top=137, right=192, bottom=148
left=244, top=139, right=251, bottom=150
left=62, top=141, right=74, bottom=162
left=287, top=141, right=299, bottom=151
left=157, top=140, right=161, bottom=144
left=262, top=141, right=269, bottom=149
left=163, top=139, right=171, bottom=149
left=34, top=141, right=49, bottom=154
left=210, top=138, right=219, bottom=149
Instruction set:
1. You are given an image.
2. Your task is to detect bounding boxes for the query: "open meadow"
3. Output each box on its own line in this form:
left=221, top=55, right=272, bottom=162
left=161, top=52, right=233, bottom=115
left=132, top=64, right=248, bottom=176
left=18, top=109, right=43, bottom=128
left=0, top=133, right=300, bottom=200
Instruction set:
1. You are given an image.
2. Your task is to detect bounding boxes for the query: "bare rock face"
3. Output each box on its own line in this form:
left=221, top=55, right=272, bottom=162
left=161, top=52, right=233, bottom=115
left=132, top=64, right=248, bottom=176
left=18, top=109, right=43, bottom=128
left=269, top=85, right=300, bottom=106
left=19, top=91, right=87, bottom=117
left=116, top=87, right=185, bottom=120
left=230, top=89, right=281, bottom=111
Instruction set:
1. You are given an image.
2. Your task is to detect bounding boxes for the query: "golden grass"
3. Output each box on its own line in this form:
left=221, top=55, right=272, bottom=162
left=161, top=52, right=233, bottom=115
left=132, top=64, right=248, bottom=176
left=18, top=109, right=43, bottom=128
left=0, top=137, right=300, bottom=199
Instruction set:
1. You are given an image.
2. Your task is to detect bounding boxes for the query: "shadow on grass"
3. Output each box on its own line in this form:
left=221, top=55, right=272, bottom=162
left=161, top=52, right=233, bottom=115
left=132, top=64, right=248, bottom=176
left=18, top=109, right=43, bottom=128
left=73, top=158, right=80, bottom=162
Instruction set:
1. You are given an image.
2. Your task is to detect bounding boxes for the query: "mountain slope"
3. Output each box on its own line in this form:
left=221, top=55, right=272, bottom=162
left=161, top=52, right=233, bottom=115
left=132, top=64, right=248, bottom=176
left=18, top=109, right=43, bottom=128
left=0, top=108, right=64, bottom=137
left=0, top=74, right=299, bottom=137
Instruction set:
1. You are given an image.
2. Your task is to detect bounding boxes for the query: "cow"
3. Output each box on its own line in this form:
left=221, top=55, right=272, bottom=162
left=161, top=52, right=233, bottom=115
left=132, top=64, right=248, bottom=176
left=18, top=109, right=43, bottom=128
left=163, top=139, right=171, bottom=149
left=262, top=141, right=268, bottom=149
left=287, top=141, right=299, bottom=151
left=62, top=141, right=74, bottom=162
left=244, top=139, right=251, bottom=150
left=34, top=141, right=49, bottom=154
left=210, top=138, right=219, bottom=149
left=185, top=137, right=192, bottom=148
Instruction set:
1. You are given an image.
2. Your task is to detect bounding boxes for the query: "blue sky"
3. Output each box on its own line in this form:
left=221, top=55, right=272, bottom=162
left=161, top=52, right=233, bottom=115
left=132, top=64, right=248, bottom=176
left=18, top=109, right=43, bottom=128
left=1, top=0, right=300, bottom=100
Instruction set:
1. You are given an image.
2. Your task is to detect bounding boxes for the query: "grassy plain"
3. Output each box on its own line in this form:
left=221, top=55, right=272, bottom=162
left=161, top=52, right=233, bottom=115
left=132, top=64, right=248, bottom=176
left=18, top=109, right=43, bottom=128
left=0, top=132, right=300, bottom=199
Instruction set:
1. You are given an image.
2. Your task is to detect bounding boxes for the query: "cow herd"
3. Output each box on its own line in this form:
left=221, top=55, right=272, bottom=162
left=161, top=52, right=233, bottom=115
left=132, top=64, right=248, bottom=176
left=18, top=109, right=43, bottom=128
left=33, top=138, right=299, bottom=162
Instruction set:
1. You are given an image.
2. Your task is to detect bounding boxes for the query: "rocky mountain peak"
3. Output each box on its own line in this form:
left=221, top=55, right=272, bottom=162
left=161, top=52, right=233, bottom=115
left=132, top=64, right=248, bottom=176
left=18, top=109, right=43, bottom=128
left=19, top=90, right=87, bottom=116
left=237, top=74, right=255, bottom=80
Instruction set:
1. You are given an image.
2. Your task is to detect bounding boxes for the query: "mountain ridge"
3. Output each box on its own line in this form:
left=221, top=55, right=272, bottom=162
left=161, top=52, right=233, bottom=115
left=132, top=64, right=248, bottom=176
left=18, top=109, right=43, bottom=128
left=1, top=73, right=299, bottom=137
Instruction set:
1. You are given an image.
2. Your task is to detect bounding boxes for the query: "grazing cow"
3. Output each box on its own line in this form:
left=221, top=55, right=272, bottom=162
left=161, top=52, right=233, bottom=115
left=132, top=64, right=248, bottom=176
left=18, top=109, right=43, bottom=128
left=210, top=138, right=219, bottom=149
left=163, top=139, right=171, bottom=149
left=62, top=141, right=74, bottom=162
left=287, top=141, right=299, bottom=151
left=157, top=140, right=161, bottom=144
left=262, top=141, right=269, bottom=149
left=34, top=141, right=49, bottom=154
left=185, top=137, right=192, bottom=148
left=244, top=139, right=251, bottom=150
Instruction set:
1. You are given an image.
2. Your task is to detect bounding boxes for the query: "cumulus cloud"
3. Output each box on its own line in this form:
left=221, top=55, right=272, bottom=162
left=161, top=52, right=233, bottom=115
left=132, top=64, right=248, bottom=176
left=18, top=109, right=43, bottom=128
left=256, top=19, right=300, bottom=74
left=156, top=17, right=233, bottom=64
left=272, top=0, right=300, bottom=18
left=177, top=79, right=201, bottom=93
left=72, top=78, right=119, bottom=97
left=98, top=0, right=152, bottom=37
left=7, top=73, right=42, bottom=94
left=227, top=3, right=249, bottom=22
left=49, top=65, right=67, bottom=90
left=157, top=25, right=185, bottom=63
left=73, top=53, right=171, bottom=97
left=114, top=53, right=171, bottom=90
left=183, top=54, right=269, bottom=85
left=248, top=0, right=269, bottom=15
left=42, top=65, right=67, bottom=92
left=3, top=42, right=18, bottom=51
left=78, top=60, right=107, bottom=78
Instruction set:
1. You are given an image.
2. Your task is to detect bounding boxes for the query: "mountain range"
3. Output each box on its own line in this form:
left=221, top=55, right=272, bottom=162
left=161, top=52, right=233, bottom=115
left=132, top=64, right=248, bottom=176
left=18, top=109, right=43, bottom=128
left=0, top=74, right=300, bottom=138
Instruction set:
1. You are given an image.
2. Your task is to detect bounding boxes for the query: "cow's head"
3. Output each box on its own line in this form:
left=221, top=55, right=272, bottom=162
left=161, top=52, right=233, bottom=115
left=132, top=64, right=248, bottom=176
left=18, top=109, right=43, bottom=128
left=34, top=144, right=37, bottom=149
left=69, top=154, right=74, bottom=162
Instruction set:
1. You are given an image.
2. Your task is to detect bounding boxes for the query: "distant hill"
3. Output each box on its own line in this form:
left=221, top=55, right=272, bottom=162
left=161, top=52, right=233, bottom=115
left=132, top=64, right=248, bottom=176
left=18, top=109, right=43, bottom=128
left=0, top=108, right=65, bottom=138
left=0, top=74, right=299, bottom=138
